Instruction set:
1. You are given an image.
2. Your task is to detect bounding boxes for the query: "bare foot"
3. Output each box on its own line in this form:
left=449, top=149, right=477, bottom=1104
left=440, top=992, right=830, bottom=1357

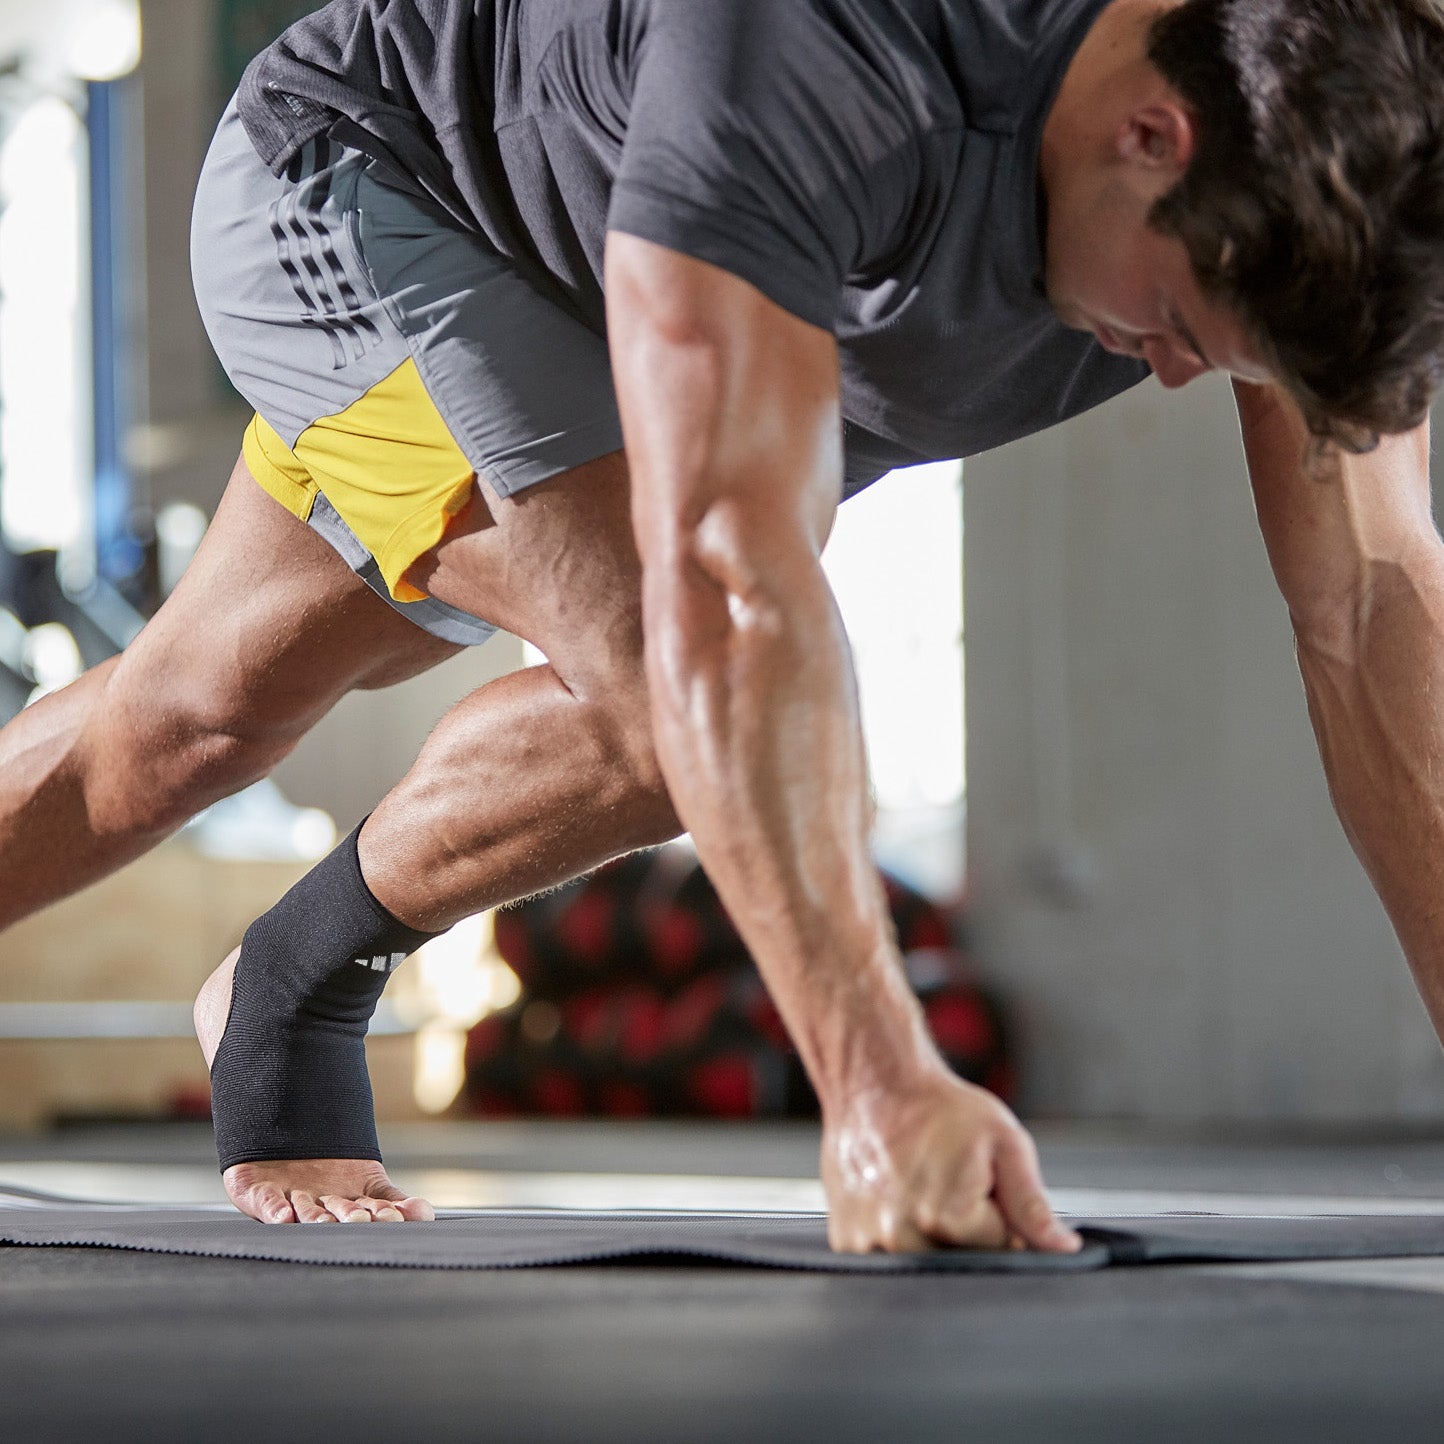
left=194, top=949, right=436, bottom=1225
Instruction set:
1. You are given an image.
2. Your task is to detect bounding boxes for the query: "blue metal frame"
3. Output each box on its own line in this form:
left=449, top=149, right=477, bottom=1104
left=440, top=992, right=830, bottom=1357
left=87, top=78, right=145, bottom=594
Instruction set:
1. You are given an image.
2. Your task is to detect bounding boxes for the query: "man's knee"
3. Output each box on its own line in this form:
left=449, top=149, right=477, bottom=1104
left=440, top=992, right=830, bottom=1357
left=586, top=671, right=679, bottom=844
left=615, top=731, right=678, bottom=845
left=82, top=671, right=311, bottom=836
left=157, top=716, right=300, bottom=820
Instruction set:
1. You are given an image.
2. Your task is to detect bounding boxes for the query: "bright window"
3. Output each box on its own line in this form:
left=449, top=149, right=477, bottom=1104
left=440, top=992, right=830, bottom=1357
left=0, top=93, right=91, bottom=555
left=824, top=460, right=965, bottom=899
left=522, top=459, right=967, bottom=896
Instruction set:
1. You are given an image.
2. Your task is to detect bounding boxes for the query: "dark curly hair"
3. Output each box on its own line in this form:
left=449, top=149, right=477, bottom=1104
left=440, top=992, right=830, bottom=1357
left=1148, top=0, right=1444, bottom=450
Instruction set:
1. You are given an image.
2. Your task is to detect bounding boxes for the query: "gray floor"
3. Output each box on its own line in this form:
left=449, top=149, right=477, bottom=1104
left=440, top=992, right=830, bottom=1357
left=5, top=1120, right=1444, bottom=1441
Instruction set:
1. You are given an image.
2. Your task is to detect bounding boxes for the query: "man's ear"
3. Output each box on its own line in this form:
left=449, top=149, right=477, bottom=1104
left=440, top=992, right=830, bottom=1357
left=1117, top=99, right=1196, bottom=177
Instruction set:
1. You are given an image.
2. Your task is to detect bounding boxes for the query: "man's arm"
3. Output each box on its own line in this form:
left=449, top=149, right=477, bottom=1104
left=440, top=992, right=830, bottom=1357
left=605, top=233, right=1079, bottom=1254
left=1236, top=381, right=1444, bottom=1033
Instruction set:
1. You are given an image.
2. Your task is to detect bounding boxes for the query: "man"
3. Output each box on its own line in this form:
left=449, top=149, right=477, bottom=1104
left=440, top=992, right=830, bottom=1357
left=5, top=0, right=1444, bottom=1251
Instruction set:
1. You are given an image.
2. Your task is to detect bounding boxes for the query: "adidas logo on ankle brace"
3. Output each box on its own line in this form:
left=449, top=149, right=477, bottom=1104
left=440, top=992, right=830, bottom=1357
left=355, top=952, right=407, bottom=972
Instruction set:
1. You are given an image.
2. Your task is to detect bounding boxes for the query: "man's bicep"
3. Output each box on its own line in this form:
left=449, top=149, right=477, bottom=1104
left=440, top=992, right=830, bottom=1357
left=604, top=232, right=843, bottom=562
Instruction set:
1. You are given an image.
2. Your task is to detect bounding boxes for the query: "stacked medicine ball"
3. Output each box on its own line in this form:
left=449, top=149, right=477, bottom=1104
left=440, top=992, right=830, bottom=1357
left=465, top=848, right=1012, bottom=1119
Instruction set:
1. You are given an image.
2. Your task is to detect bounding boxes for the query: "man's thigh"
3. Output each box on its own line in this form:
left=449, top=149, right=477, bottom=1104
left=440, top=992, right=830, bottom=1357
left=409, top=448, right=645, bottom=702
left=108, top=454, right=462, bottom=749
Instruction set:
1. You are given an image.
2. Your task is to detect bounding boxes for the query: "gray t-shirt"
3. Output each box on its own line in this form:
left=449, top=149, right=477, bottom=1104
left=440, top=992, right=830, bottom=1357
left=238, top=0, right=1149, bottom=493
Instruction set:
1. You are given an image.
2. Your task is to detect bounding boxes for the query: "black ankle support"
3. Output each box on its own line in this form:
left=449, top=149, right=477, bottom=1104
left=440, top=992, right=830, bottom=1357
left=209, top=824, right=438, bottom=1171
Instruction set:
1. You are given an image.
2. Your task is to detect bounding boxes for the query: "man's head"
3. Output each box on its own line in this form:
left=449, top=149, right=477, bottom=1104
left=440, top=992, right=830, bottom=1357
left=1042, top=0, right=1444, bottom=450
left=1149, top=0, right=1444, bottom=450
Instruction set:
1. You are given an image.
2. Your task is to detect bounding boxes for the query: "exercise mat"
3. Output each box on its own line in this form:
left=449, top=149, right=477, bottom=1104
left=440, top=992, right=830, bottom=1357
left=3, top=1203, right=1444, bottom=1272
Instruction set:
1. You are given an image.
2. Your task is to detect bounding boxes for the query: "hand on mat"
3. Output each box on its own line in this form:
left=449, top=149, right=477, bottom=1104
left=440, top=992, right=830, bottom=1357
left=222, top=1159, right=437, bottom=1225
left=821, top=1068, right=1081, bottom=1255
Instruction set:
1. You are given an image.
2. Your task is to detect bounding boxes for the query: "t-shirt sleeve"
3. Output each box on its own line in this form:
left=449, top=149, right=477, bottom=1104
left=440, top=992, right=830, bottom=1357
left=607, top=0, right=935, bottom=331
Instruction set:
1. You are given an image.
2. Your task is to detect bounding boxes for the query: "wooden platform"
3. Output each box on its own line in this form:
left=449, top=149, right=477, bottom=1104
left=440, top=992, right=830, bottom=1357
left=0, top=842, right=419, bottom=1128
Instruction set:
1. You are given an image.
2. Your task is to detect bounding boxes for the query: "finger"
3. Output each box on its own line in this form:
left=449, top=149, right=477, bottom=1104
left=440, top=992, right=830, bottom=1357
left=320, top=1194, right=373, bottom=1223
left=992, top=1131, right=1081, bottom=1253
left=828, top=1201, right=912, bottom=1255
left=826, top=1188, right=872, bottom=1253
left=911, top=1150, right=999, bottom=1247
left=829, top=1218, right=881, bottom=1255
left=291, top=1191, right=338, bottom=1224
left=876, top=1208, right=934, bottom=1254
left=827, top=1212, right=862, bottom=1254
left=924, top=1195, right=1010, bottom=1251
left=355, top=1196, right=406, bottom=1223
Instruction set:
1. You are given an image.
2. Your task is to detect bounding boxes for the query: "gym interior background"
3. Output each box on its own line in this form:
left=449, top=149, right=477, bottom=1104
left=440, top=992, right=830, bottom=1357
left=0, top=0, right=1441, bottom=1138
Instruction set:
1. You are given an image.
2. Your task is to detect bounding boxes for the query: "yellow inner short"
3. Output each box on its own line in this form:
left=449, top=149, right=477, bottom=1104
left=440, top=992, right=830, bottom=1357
left=242, top=357, right=475, bottom=602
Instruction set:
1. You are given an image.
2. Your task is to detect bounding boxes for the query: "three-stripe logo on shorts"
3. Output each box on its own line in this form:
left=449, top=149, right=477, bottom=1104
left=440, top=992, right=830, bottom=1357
left=271, top=138, right=383, bottom=371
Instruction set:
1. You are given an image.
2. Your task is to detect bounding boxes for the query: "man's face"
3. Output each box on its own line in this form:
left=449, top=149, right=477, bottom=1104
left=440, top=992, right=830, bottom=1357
left=1046, top=201, right=1274, bottom=389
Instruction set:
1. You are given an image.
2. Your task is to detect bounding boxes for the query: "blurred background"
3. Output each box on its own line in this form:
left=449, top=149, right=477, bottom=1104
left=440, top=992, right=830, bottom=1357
left=0, top=0, right=1439, bottom=1141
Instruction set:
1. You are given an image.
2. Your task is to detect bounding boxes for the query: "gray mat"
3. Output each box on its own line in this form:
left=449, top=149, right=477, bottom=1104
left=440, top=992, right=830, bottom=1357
left=3, top=1205, right=1444, bottom=1272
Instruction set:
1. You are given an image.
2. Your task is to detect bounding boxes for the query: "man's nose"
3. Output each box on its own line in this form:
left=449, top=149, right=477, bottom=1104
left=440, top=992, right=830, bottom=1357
left=1143, top=336, right=1210, bottom=389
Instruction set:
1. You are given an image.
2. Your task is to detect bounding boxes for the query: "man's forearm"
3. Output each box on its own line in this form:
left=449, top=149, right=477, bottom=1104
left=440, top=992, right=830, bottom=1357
left=606, top=233, right=940, bottom=1113
left=1235, top=386, right=1444, bottom=1032
left=641, top=525, right=936, bottom=1110
left=1296, top=542, right=1444, bottom=1034
left=645, top=563, right=1076, bottom=1255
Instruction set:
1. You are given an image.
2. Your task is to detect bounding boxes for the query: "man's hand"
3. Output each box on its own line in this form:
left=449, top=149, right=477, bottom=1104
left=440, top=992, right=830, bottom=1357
left=822, top=1065, right=1082, bottom=1253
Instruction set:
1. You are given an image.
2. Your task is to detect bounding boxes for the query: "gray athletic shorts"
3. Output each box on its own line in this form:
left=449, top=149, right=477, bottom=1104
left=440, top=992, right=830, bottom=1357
left=190, top=98, right=625, bottom=646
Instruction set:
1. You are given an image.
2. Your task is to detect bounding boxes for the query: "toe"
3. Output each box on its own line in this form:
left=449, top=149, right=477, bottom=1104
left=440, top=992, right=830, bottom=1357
left=292, top=1191, right=337, bottom=1223
left=251, top=1183, right=298, bottom=1225
left=320, top=1194, right=372, bottom=1223
left=224, top=1175, right=297, bottom=1226
left=356, top=1197, right=406, bottom=1222
left=366, top=1184, right=436, bottom=1222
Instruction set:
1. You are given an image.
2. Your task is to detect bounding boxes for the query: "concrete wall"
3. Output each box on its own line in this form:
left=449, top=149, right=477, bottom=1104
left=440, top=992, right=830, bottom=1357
left=965, top=374, right=1444, bottom=1124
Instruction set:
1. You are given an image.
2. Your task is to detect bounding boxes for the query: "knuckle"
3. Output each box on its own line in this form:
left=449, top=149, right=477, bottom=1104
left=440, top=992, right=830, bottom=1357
left=967, top=1140, right=994, bottom=1173
left=992, top=1109, right=1028, bottom=1145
